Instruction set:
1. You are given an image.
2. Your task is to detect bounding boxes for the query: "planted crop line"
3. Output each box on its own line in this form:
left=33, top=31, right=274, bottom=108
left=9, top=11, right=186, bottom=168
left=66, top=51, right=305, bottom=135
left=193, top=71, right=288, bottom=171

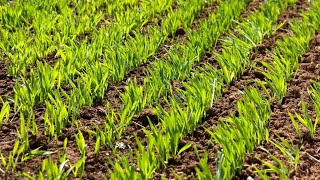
left=7, top=2, right=210, bottom=137
left=113, top=1, right=220, bottom=87
left=236, top=33, right=320, bottom=179
left=51, top=1, right=260, bottom=176
left=105, top=0, right=261, bottom=94
left=80, top=0, right=255, bottom=178
left=102, top=0, right=219, bottom=111
left=201, top=0, right=308, bottom=124
left=43, top=0, right=177, bottom=67
left=1, top=0, right=139, bottom=74
left=192, top=1, right=320, bottom=178
left=36, top=0, right=181, bottom=71
left=46, top=0, right=221, bottom=177
left=1, top=0, right=319, bottom=179
left=108, top=0, right=299, bottom=179
left=2, top=0, right=177, bottom=80
left=113, top=0, right=266, bottom=151
left=151, top=0, right=308, bottom=179
left=0, top=0, right=220, bottom=176
left=106, top=0, right=254, bottom=140
left=10, top=0, right=216, bottom=134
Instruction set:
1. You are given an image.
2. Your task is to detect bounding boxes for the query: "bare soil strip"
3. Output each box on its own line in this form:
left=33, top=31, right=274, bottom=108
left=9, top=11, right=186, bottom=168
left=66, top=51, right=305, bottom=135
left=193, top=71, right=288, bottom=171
left=0, top=59, right=17, bottom=155
left=0, top=61, right=15, bottom=98
left=0, top=60, right=19, bottom=179
left=151, top=1, right=308, bottom=179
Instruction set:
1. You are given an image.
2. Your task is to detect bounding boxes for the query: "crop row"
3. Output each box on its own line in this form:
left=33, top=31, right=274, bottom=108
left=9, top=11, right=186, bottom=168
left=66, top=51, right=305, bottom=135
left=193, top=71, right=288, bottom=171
left=0, top=0, right=139, bottom=74
left=252, top=55, right=320, bottom=179
left=111, top=0, right=320, bottom=179
left=0, top=0, right=277, bottom=178
left=5, top=0, right=213, bottom=138
left=0, top=0, right=215, bottom=178
left=1, top=0, right=179, bottom=76
left=197, top=1, right=320, bottom=179
left=107, top=0, right=302, bottom=179
left=156, top=1, right=309, bottom=177
left=104, top=0, right=254, bottom=149
left=0, top=0, right=242, bottom=178
left=1, top=0, right=319, bottom=179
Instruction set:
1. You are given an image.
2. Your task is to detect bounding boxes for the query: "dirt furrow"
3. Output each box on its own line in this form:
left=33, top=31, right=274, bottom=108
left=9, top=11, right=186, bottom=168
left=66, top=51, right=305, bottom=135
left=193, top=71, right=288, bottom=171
left=151, top=1, right=308, bottom=179
left=0, top=59, right=19, bottom=179
left=0, top=61, right=15, bottom=99
left=0, top=59, right=17, bottom=155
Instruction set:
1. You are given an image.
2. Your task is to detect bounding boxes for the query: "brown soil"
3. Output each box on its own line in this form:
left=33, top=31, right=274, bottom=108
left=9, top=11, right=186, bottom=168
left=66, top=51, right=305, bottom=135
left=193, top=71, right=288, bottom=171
left=0, top=61, right=15, bottom=98
left=0, top=60, right=19, bottom=179
left=37, top=50, right=59, bottom=67
left=152, top=1, right=308, bottom=179
left=235, top=34, right=320, bottom=180
left=0, top=59, right=18, bottom=157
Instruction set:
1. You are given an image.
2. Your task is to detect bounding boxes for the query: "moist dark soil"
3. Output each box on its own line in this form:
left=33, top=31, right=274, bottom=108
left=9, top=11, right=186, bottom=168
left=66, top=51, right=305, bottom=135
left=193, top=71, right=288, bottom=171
left=0, top=60, right=19, bottom=179
left=37, top=50, right=59, bottom=67
left=0, top=61, right=15, bottom=98
left=152, top=1, right=309, bottom=179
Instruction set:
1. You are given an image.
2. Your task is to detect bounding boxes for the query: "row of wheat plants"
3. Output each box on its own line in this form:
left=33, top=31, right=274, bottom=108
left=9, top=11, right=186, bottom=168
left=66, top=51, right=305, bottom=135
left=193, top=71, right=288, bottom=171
left=0, top=0, right=214, bottom=178
left=104, top=0, right=251, bottom=150
left=0, top=0, right=140, bottom=75
left=255, top=80, right=320, bottom=179
left=107, top=0, right=298, bottom=179
left=199, top=1, right=320, bottom=179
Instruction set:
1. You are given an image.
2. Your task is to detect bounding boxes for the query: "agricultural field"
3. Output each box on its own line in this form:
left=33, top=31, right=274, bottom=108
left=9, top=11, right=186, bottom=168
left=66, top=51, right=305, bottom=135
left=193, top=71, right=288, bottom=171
left=1, top=0, right=320, bottom=179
